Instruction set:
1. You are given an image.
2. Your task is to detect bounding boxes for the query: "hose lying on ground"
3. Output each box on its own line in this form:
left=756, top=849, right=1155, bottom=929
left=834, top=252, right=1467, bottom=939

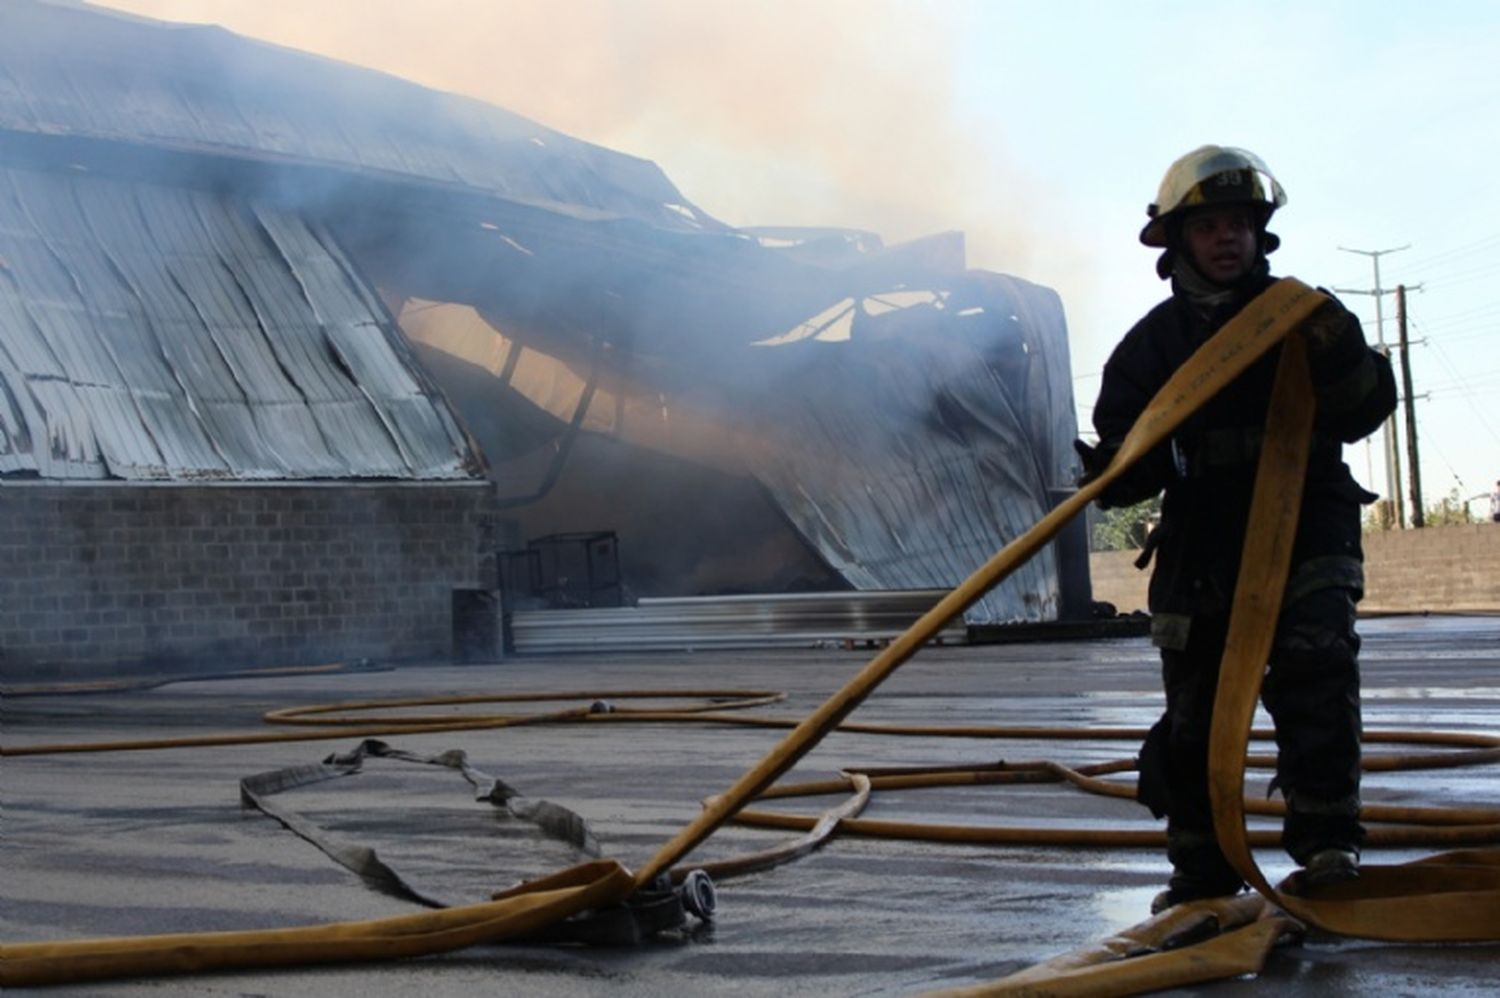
left=4, top=279, right=1499, bottom=995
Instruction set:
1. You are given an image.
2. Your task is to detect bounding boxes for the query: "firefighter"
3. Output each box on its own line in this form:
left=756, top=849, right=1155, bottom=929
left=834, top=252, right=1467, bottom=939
left=1076, top=145, right=1397, bottom=912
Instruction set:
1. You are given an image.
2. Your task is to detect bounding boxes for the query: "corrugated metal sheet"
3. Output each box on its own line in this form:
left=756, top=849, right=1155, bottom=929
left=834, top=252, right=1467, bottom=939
left=738, top=275, right=1075, bottom=625
left=0, top=0, right=716, bottom=235
left=0, top=163, right=477, bottom=480
left=509, top=591, right=967, bottom=654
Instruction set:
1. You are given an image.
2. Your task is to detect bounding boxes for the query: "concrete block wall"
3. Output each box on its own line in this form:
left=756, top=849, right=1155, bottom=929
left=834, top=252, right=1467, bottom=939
left=0, top=482, right=496, bottom=680
left=1359, top=522, right=1500, bottom=613
left=1088, top=548, right=1151, bottom=615
left=1090, top=522, right=1500, bottom=616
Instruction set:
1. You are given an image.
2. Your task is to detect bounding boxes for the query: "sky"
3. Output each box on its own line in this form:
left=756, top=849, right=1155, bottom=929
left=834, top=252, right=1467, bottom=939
left=94, top=0, right=1500, bottom=518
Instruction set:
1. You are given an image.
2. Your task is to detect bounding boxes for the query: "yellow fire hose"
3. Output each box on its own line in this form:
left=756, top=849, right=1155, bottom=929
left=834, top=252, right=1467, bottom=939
left=932, top=893, right=1290, bottom=998
left=4, top=279, right=1499, bottom=992
left=1205, top=329, right=1500, bottom=943
left=0, top=859, right=636, bottom=986
left=734, top=754, right=1500, bottom=851
left=0, top=689, right=788, bottom=757
left=923, top=301, right=1500, bottom=996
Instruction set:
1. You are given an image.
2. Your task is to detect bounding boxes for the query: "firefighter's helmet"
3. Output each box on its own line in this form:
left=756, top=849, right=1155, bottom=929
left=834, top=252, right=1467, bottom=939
left=1140, top=145, right=1286, bottom=248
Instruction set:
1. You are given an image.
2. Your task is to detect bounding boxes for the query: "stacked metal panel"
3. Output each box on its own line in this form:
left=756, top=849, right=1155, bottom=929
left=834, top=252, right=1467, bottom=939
left=510, top=591, right=968, bottom=654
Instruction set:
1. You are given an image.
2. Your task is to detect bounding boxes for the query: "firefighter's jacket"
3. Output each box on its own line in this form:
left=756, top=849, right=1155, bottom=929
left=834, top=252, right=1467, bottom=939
left=1092, top=274, right=1398, bottom=632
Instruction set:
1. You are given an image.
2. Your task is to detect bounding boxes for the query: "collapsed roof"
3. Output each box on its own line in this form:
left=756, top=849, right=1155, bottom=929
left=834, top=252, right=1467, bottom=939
left=0, top=0, right=1081, bottom=623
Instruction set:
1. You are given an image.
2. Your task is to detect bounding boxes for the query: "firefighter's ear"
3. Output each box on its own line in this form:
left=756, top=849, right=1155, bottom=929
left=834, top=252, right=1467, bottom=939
left=1155, top=248, right=1179, bottom=280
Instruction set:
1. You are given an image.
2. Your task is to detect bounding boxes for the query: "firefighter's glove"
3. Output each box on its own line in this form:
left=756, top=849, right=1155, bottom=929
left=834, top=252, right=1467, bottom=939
left=1303, top=294, right=1377, bottom=395
left=1302, top=298, right=1358, bottom=356
left=1073, top=438, right=1111, bottom=488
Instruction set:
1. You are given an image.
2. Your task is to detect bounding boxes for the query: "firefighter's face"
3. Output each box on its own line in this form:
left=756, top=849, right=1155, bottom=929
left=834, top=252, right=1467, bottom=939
left=1182, top=206, right=1257, bottom=284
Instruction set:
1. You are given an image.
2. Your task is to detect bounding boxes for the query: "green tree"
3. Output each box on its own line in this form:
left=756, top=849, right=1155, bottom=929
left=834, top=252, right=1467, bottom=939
left=1090, top=496, right=1161, bottom=551
left=1423, top=487, right=1475, bottom=527
left=1363, top=488, right=1475, bottom=531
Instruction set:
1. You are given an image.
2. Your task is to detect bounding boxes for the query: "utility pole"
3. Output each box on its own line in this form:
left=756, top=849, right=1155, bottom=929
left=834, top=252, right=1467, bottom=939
left=1336, top=244, right=1408, bottom=526
left=1396, top=284, right=1424, bottom=527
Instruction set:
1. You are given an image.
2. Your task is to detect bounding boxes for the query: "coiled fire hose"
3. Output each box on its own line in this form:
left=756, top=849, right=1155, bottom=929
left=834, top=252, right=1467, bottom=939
left=4, top=279, right=1499, bottom=994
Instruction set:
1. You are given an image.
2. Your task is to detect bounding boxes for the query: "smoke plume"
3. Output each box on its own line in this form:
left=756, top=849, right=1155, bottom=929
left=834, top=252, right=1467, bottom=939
left=95, top=0, right=1085, bottom=282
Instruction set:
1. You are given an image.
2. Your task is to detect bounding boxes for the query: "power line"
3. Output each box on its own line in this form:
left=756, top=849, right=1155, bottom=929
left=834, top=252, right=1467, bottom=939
left=1418, top=258, right=1500, bottom=292
left=1409, top=315, right=1500, bottom=371
left=1422, top=363, right=1500, bottom=390
left=1409, top=300, right=1500, bottom=332
left=1398, top=231, right=1500, bottom=275
left=1426, top=336, right=1500, bottom=451
left=1425, top=380, right=1500, bottom=398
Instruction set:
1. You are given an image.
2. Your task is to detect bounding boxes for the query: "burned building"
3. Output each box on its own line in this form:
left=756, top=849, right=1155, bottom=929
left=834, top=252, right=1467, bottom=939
left=0, top=0, right=1082, bottom=676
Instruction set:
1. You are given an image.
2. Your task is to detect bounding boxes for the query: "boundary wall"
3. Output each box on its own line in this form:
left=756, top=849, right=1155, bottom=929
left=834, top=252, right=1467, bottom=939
left=1090, top=522, right=1500, bottom=616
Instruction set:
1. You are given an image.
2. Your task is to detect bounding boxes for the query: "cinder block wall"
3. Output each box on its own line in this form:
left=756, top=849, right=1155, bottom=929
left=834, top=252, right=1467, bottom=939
left=1088, top=548, right=1151, bottom=615
left=1090, top=523, right=1500, bottom=616
left=1359, top=522, right=1500, bottom=613
left=0, top=482, right=496, bottom=680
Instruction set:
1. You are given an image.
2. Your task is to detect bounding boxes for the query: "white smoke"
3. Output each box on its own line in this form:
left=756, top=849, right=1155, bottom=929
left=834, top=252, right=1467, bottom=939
left=93, top=0, right=1094, bottom=286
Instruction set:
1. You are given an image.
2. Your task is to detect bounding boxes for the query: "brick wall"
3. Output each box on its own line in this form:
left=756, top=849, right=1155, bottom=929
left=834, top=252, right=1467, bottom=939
left=1090, top=522, right=1500, bottom=616
left=0, top=482, right=496, bottom=680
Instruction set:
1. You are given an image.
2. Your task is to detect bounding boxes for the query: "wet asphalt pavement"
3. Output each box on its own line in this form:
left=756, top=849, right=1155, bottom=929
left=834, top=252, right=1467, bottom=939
left=3, top=614, right=1498, bottom=996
